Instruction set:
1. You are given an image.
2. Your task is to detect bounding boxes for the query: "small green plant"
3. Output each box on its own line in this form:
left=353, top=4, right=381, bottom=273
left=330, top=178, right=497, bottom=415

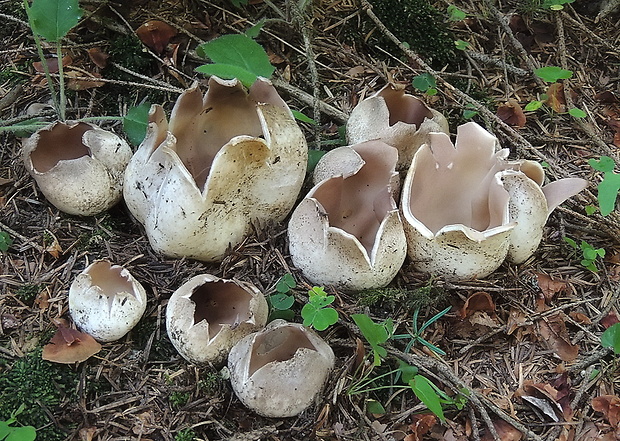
left=589, top=156, right=620, bottom=216
left=462, top=103, right=478, bottom=119
left=392, top=306, right=451, bottom=356
left=196, top=31, right=274, bottom=88
left=534, top=66, right=573, bottom=83
left=564, top=237, right=605, bottom=272
left=412, top=73, right=437, bottom=96
left=454, top=40, right=470, bottom=51
left=601, top=323, right=620, bottom=354
left=0, top=349, right=77, bottom=441
left=0, top=405, right=36, bottom=441
left=301, top=286, right=339, bottom=331
left=351, top=314, right=394, bottom=366
left=169, top=391, right=190, bottom=410
left=446, top=5, right=466, bottom=21
left=0, top=231, right=12, bottom=252
left=267, top=273, right=296, bottom=321
left=174, top=428, right=196, bottom=441
left=542, top=0, right=575, bottom=10
left=123, top=101, right=151, bottom=146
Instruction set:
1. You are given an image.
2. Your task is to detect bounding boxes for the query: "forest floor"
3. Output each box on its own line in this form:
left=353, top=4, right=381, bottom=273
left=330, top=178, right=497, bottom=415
left=1, top=0, right=620, bottom=440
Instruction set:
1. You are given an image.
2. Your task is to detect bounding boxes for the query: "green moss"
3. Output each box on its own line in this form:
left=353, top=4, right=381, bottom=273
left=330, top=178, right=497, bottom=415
left=14, top=284, right=41, bottom=305
left=106, top=35, right=152, bottom=77
left=175, top=428, right=196, bottom=441
left=358, top=282, right=445, bottom=311
left=0, top=349, right=78, bottom=441
left=169, top=391, right=190, bottom=409
left=368, top=0, right=462, bottom=69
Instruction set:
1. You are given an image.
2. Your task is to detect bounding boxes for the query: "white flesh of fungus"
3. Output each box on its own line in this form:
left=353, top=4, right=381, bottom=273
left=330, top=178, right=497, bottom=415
left=123, top=77, right=307, bottom=262
left=346, top=84, right=449, bottom=171
left=69, top=261, right=147, bottom=342
left=228, top=319, right=335, bottom=418
left=166, top=274, right=268, bottom=365
left=288, top=141, right=407, bottom=291
left=22, top=121, right=132, bottom=216
left=401, top=122, right=588, bottom=281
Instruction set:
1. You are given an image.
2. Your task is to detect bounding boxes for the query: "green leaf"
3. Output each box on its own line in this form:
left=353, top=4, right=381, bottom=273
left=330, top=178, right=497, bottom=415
left=6, top=426, right=36, bottom=441
left=195, top=64, right=259, bottom=89
left=463, top=108, right=478, bottom=119
left=397, top=361, right=418, bottom=384
left=410, top=375, right=445, bottom=421
left=563, top=237, right=577, bottom=249
left=291, top=110, right=317, bottom=125
left=245, top=19, right=265, bottom=38
left=123, top=102, right=151, bottom=146
left=585, top=205, right=597, bottom=215
left=454, top=40, right=470, bottom=51
left=0, top=231, right=12, bottom=252
left=230, top=0, right=249, bottom=6
left=525, top=100, right=544, bottom=111
left=542, top=0, right=575, bottom=9
left=269, top=309, right=295, bottom=321
left=447, top=5, right=466, bottom=21
left=534, top=66, right=573, bottom=83
left=589, top=156, right=616, bottom=173
left=589, top=156, right=620, bottom=216
left=0, top=422, right=11, bottom=439
left=275, top=273, right=296, bottom=293
left=366, top=399, right=386, bottom=415
left=311, top=307, right=339, bottom=331
left=196, top=34, right=275, bottom=87
left=307, top=149, right=326, bottom=173
left=352, top=314, right=393, bottom=366
left=601, top=323, right=620, bottom=354
left=412, top=73, right=436, bottom=92
left=568, top=107, right=587, bottom=118
left=270, top=293, right=295, bottom=310
left=26, top=0, right=82, bottom=42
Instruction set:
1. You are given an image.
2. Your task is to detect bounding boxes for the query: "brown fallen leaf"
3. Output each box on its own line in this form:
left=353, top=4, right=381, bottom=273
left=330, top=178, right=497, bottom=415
left=87, top=47, right=109, bottom=69
left=404, top=414, right=437, bottom=441
left=592, top=395, right=620, bottom=427
left=481, top=419, right=522, bottom=441
left=569, top=311, right=592, bottom=325
left=460, top=291, right=495, bottom=319
left=506, top=307, right=529, bottom=336
left=42, top=326, right=102, bottom=364
left=605, top=250, right=620, bottom=281
left=496, top=99, right=526, bottom=128
left=136, top=20, right=177, bottom=55
left=33, top=54, right=72, bottom=74
left=537, top=313, right=579, bottom=362
left=65, top=69, right=105, bottom=90
left=545, top=83, right=567, bottom=113
left=601, top=312, right=619, bottom=329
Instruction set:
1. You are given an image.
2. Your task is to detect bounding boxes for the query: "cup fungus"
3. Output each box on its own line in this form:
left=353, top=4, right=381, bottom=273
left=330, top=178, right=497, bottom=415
left=228, top=319, right=335, bottom=418
left=401, top=122, right=588, bottom=281
left=166, top=274, right=268, bottom=365
left=346, top=84, right=449, bottom=171
left=288, top=141, right=407, bottom=291
left=69, top=260, right=147, bottom=342
left=123, top=76, right=308, bottom=262
left=22, top=121, right=132, bottom=216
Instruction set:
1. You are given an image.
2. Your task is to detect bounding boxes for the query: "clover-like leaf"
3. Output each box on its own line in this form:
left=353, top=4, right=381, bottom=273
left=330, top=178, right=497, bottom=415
left=589, top=156, right=620, bottom=216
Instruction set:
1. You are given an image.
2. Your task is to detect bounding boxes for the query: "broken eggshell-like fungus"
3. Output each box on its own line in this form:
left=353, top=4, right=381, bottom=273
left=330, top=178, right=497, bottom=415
left=166, top=274, right=268, bottom=365
left=346, top=84, right=449, bottom=171
left=22, top=121, right=132, bottom=216
left=288, top=140, right=407, bottom=291
left=228, top=319, right=335, bottom=418
left=401, top=122, right=588, bottom=281
left=69, top=260, right=147, bottom=342
left=123, top=76, right=308, bottom=262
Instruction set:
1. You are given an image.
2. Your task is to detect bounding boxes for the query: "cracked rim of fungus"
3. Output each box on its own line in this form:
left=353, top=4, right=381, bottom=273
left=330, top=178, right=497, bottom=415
left=166, top=274, right=268, bottom=365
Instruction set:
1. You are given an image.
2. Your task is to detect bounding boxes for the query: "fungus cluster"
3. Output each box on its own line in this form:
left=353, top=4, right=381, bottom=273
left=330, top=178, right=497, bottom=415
left=22, top=76, right=587, bottom=419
